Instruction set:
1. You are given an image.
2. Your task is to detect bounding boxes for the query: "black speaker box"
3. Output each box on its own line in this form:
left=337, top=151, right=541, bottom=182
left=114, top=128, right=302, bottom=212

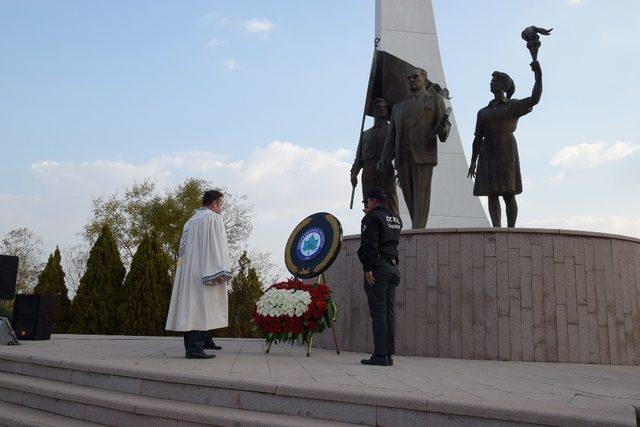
left=0, top=255, right=19, bottom=299
left=12, top=294, right=54, bottom=340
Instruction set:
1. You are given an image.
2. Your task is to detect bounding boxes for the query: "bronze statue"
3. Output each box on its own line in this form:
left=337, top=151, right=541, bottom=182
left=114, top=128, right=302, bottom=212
left=521, top=26, right=553, bottom=61
left=377, top=68, right=451, bottom=229
left=467, top=60, right=543, bottom=228
left=351, top=98, right=399, bottom=215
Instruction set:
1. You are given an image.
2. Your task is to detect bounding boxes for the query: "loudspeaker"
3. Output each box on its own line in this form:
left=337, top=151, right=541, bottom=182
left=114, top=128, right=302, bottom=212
left=0, top=255, right=19, bottom=299
left=12, top=294, right=54, bottom=340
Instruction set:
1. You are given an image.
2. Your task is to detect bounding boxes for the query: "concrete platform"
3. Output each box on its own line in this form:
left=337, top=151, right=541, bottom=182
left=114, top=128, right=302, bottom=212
left=0, top=335, right=639, bottom=426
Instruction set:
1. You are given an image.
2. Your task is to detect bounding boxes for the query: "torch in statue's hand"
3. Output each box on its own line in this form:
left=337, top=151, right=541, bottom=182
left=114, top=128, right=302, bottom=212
left=521, top=26, right=552, bottom=61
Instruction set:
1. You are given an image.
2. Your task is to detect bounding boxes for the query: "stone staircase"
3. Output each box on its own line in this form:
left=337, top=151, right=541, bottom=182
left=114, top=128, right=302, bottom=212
left=0, top=356, right=361, bottom=426
left=1, top=345, right=637, bottom=427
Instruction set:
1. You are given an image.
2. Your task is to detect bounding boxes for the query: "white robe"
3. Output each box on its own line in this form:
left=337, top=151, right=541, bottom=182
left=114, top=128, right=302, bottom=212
left=165, top=208, right=231, bottom=331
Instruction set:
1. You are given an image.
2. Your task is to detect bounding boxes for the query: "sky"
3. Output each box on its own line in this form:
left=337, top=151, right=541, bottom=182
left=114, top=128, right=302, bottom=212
left=1, top=0, right=639, bottom=277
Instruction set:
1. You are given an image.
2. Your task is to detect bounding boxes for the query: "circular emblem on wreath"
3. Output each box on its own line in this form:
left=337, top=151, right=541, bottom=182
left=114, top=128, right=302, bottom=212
left=285, top=212, right=343, bottom=279
left=296, top=227, right=326, bottom=261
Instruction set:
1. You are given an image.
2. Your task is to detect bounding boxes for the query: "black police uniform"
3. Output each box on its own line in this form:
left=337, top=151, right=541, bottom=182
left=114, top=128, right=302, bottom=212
left=357, top=204, right=402, bottom=358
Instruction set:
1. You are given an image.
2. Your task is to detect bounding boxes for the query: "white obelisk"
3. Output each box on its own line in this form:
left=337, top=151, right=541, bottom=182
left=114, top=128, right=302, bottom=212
left=376, top=0, right=489, bottom=227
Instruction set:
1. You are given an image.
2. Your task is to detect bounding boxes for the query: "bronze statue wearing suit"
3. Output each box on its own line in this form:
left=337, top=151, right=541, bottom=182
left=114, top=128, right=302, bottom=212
left=378, top=68, right=451, bottom=229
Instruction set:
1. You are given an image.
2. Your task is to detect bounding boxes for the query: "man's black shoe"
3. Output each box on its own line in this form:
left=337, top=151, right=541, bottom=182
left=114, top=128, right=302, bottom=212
left=387, top=355, right=394, bottom=366
left=361, top=355, right=389, bottom=366
left=186, top=351, right=216, bottom=359
left=204, top=342, right=222, bottom=350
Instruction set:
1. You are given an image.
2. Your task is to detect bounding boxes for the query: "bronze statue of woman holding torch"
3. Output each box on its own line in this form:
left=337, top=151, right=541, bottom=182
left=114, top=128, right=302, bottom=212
left=467, top=26, right=551, bottom=228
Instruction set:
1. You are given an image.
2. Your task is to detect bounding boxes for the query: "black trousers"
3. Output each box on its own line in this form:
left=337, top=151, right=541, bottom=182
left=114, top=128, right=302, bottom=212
left=183, top=330, right=204, bottom=354
left=364, top=258, right=400, bottom=356
left=183, top=330, right=215, bottom=353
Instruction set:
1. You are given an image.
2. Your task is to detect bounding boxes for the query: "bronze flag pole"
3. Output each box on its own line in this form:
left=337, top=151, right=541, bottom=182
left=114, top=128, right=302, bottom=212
left=351, top=37, right=381, bottom=209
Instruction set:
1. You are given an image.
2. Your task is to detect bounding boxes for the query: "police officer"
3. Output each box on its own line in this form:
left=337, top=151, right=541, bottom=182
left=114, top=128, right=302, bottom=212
left=358, top=186, right=402, bottom=366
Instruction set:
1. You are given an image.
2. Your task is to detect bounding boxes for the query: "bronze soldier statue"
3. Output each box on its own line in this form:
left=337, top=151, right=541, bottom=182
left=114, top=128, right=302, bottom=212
left=467, top=60, right=543, bottom=227
left=377, top=68, right=451, bottom=229
left=351, top=98, right=399, bottom=215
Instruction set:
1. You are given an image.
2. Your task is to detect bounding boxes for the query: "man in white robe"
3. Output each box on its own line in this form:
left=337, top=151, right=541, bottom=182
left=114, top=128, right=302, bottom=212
left=166, top=190, right=232, bottom=359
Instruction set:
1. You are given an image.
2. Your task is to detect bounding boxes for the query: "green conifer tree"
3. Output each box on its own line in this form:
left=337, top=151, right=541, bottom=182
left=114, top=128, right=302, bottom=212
left=34, top=247, right=72, bottom=333
left=119, top=235, right=172, bottom=336
left=68, top=224, right=125, bottom=334
left=219, top=251, right=264, bottom=338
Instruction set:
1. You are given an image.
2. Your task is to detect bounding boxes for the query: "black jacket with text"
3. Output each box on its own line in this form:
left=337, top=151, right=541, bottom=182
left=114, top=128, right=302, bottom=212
left=357, top=205, right=403, bottom=272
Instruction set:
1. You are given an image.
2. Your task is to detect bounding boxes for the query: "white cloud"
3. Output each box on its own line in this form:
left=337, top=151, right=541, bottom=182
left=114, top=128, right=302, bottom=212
left=521, top=216, right=640, bottom=239
left=244, top=141, right=350, bottom=184
left=222, top=59, right=238, bottom=71
left=243, top=18, right=274, bottom=35
left=550, top=141, right=640, bottom=169
left=0, top=142, right=356, bottom=278
left=568, top=0, right=582, bottom=5
left=206, top=15, right=275, bottom=36
left=0, top=194, right=41, bottom=237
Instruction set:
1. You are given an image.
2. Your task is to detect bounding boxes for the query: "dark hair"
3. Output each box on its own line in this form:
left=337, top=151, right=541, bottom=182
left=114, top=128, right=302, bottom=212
left=365, top=186, right=387, bottom=202
left=202, top=189, right=224, bottom=206
left=492, top=71, right=515, bottom=99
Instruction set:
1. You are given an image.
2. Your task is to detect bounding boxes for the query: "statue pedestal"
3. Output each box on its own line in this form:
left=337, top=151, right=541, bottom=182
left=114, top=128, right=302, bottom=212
left=315, top=228, right=640, bottom=366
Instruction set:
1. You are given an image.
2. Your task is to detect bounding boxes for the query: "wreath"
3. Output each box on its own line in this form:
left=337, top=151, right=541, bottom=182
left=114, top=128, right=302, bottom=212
left=252, top=279, right=338, bottom=354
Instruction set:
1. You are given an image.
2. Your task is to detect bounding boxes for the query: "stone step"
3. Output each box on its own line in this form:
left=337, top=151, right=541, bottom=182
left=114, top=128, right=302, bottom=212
left=0, top=372, right=358, bottom=427
left=0, top=354, right=409, bottom=425
left=1, top=351, right=636, bottom=427
left=0, top=400, right=102, bottom=427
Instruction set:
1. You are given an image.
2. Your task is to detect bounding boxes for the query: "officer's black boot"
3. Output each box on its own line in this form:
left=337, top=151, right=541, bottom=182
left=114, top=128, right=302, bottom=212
left=387, top=355, right=394, bottom=366
left=361, top=354, right=389, bottom=366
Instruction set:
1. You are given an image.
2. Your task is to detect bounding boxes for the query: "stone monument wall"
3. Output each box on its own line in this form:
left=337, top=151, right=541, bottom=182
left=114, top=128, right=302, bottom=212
left=316, top=228, right=640, bottom=365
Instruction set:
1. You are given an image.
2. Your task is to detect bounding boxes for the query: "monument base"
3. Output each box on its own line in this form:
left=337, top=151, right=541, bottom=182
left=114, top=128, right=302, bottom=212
left=315, top=228, right=640, bottom=366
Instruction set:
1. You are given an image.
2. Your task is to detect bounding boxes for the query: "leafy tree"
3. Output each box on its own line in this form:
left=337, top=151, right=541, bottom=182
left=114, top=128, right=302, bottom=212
left=68, top=225, right=125, bottom=335
left=119, top=235, right=172, bottom=336
left=1, top=227, right=44, bottom=294
left=83, top=181, right=156, bottom=265
left=33, top=247, right=72, bottom=333
left=218, top=252, right=264, bottom=338
left=83, top=178, right=254, bottom=274
left=146, top=178, right=253, bottom=271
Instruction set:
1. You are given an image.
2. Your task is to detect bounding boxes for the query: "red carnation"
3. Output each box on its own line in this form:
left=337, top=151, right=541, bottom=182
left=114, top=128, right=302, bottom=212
left=307, top=321, right=317, bottom=331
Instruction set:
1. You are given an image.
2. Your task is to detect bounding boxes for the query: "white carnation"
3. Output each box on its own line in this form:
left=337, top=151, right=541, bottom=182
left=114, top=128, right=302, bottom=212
left=256, top=289, right=312, bottom=317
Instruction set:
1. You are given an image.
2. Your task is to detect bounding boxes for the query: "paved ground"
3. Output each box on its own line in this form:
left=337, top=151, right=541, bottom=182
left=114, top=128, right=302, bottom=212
left=2, top=335, right=639, bottom=423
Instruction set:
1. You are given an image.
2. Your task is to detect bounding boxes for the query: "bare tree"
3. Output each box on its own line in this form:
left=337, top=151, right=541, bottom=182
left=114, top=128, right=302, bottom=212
left=60, top=243, right=90, bottom=298
left=246, top=248, right=280, bottom=286
left=1, top=227, right=44, bottom=294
